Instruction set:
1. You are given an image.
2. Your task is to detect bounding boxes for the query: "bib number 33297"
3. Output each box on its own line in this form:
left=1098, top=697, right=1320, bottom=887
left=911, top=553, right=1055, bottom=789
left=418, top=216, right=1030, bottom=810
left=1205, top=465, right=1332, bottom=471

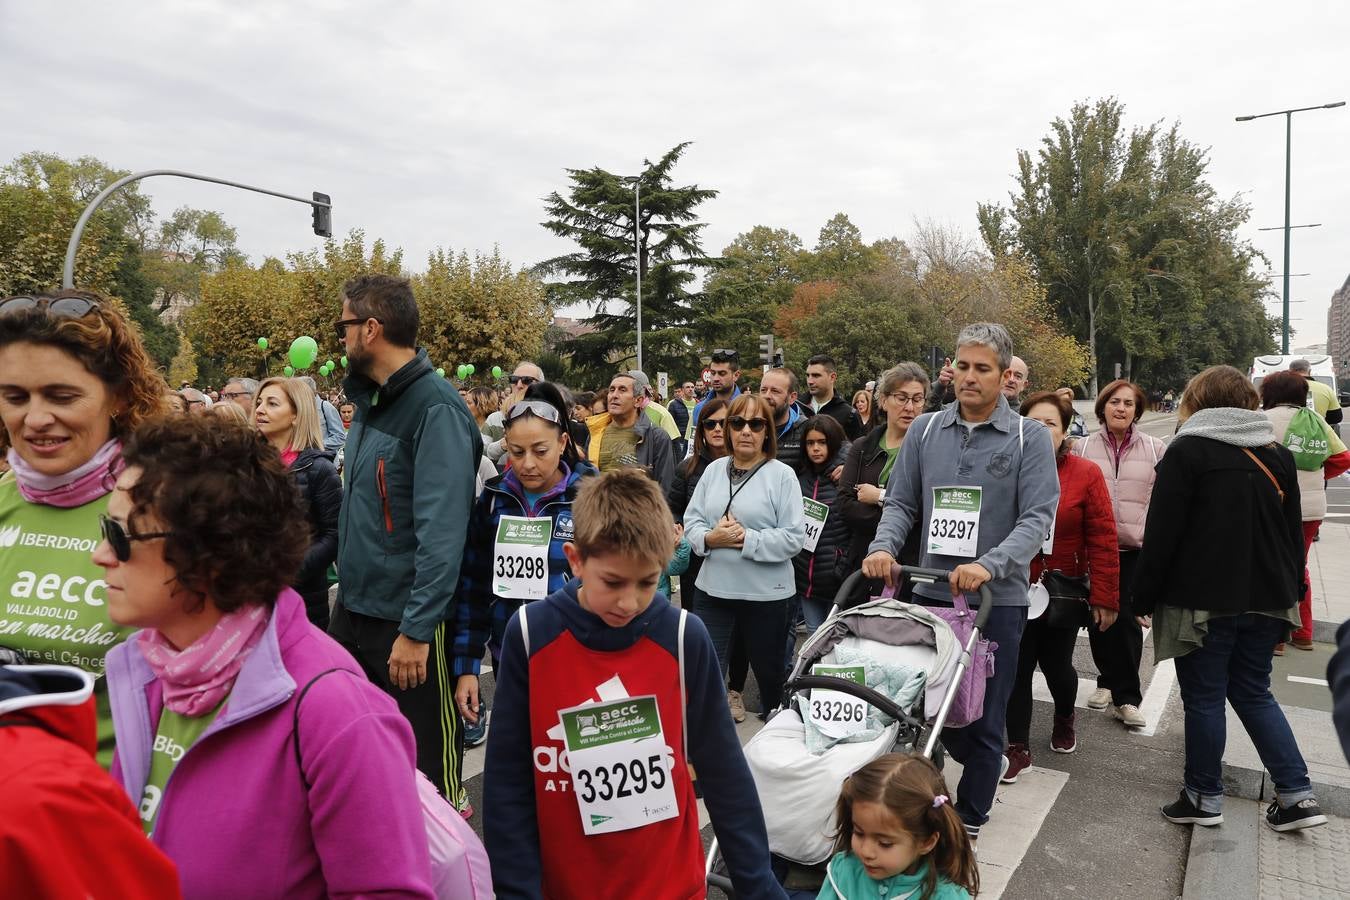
left=558, top=695, right=679, bottom=836
left=928, top=486, right=981, bottom=558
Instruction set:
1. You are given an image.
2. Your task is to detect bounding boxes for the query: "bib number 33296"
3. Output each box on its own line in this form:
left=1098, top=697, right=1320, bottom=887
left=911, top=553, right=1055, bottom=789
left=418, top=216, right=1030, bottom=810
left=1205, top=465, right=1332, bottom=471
left=928, top=486, right=981, bottom=558
left=558, top=695, right=679, bottom=836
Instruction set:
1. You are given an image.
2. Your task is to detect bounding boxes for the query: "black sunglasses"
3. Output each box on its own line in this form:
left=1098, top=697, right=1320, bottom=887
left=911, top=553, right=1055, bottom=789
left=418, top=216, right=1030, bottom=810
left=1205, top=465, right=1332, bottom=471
left=99, top=515, right=174, bottom=563
left=334, top=316, right=383, bottom=340
left=727, top=416, right=767, bottom=433
left=710, top=348, right=739, bottom=361
left=701, top=417, right=726, bottom=430
left=508, top=375, right=538, bottom=386
left=0, top=295, right=101, bottom=319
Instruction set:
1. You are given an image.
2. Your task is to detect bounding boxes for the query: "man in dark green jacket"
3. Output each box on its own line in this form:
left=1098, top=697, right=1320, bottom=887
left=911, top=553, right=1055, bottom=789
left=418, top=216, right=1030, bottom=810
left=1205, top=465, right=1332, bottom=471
left=330, top=274, right=482, bottom=815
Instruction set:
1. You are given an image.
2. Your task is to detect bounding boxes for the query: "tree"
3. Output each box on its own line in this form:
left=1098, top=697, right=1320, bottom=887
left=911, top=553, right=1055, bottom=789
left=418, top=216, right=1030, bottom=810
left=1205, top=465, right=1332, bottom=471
left=414, top=247, right=550, bottom=377
left=538, top=142, right=718, bottom=385
left=808, top=213, right=878, bottom=280
left=696, top=226, right=808, bottom=361
left=168, top=333, right=198, bottom=387
left=979, top=98, right=1274, bottom=393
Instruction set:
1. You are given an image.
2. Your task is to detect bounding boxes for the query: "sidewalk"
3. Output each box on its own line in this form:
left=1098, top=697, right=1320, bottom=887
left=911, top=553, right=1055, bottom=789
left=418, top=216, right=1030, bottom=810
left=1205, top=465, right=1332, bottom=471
left=1309, top=518, right=1350, bottom=643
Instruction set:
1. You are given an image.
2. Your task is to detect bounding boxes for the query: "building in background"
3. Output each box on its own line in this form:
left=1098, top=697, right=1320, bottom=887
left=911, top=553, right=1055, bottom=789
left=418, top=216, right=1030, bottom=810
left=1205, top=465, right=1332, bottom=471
left=1330, top=274, right=1350, bottom=387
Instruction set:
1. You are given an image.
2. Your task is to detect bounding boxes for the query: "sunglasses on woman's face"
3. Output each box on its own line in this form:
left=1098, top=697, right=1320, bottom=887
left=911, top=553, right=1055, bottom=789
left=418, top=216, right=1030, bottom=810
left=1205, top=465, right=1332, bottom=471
left=701, top=417, right=726, bottom=431
left=727, top=416, right=767, bottom=433
left=99, top=515, right=174, bottom=563
left=508, top=375, right=538, bottom=387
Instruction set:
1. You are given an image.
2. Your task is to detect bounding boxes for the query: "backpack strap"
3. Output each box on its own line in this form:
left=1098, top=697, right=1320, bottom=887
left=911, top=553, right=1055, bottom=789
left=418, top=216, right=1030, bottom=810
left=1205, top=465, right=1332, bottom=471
left=520, top=603, right=532, bottom=656
left=1242, top=446, right=1285, bottom=503
left=292, top=667, right=359, bottom=791
left=1018, top=416, right=1024, bottom=454
left=677, top=608, right=689, bottom=762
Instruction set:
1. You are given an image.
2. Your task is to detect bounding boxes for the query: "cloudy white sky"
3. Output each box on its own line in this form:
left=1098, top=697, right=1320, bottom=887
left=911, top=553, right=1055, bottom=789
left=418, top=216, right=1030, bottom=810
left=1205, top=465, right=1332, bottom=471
left=5, top=1, right=1346, bottom=348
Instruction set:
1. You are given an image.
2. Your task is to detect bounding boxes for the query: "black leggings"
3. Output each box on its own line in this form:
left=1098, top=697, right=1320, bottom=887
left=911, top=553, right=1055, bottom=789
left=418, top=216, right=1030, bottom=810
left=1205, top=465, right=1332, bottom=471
left=1006, top=614, right=1080, bottom=746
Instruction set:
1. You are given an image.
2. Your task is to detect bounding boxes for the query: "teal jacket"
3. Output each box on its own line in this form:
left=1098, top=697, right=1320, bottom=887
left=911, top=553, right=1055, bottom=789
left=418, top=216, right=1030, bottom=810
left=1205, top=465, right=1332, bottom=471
left=817, top=853, right=971, bottom=900
left=336, top=349, right=483, bottom=642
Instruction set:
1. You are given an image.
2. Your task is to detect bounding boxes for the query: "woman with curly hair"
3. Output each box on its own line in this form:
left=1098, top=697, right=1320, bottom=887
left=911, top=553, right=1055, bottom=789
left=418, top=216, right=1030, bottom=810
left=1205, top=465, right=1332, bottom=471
left=0, top=289, right=166, bottom=765
left=98, top=415, right=437, bottom=897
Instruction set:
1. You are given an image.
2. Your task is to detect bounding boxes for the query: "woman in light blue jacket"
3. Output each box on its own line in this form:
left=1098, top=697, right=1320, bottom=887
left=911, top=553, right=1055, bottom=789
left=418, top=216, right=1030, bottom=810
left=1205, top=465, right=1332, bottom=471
left=684, top=393, right=806, bottom=719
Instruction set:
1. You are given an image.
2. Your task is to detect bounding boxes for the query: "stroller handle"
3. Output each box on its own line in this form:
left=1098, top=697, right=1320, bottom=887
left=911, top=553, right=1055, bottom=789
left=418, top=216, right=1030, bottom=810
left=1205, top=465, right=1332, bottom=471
left=785, top=674, right=923, bottom=730
left=834, top=565, right=994, bottom=631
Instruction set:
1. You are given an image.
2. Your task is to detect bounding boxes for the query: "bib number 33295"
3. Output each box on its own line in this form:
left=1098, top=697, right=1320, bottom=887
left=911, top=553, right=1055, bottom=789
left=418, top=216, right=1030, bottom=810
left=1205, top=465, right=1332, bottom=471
left=928, top=486, right=981, bottom=558
left=558, top=695, right=679, bottom=836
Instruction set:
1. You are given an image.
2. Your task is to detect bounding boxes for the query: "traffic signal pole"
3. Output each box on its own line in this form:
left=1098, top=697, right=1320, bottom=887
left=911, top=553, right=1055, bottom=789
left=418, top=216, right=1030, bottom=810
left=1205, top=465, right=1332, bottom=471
left=63, top=169, right=332, bottom=289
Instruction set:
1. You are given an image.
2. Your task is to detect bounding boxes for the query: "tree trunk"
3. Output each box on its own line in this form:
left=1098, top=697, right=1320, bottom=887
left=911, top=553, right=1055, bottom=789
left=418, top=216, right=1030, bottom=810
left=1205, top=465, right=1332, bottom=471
left=1125, top=351, right=1133, bottom=383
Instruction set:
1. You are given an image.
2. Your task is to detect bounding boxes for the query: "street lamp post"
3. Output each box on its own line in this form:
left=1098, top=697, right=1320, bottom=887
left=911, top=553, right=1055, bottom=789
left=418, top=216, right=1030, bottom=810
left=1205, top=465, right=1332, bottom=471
left=1236, top=101, right=1345, bottom=354
left=62, top=169, right=332, bottom=289
left=633, top=176, right=642, bottom=373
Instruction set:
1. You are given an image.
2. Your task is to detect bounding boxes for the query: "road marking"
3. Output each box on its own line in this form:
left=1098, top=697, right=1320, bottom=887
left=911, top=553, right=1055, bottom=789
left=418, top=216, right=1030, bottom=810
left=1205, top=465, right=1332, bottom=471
left=1287, top=675, right=1329, bottom=687
left=1133, top=657, right=1174, bottom=737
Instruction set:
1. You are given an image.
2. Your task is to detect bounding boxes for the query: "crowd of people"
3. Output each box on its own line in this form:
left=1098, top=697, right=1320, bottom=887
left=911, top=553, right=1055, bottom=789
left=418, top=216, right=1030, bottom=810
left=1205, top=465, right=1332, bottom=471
left=1, top=280, right=1348, bottom=899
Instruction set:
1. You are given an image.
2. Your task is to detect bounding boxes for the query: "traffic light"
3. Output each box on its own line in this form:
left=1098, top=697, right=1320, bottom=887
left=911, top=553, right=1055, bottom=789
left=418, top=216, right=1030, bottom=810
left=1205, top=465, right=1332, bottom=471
left=311, top=192, right=332, bottom=238
left=759, top=334, right=775, bottom=367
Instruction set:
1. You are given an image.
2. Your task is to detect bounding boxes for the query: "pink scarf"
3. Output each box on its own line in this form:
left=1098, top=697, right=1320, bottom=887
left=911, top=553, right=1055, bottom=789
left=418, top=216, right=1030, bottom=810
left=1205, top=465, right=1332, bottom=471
left=138, top=604, right=270, bottom=717
left=7, top=438, right=125, bottom=508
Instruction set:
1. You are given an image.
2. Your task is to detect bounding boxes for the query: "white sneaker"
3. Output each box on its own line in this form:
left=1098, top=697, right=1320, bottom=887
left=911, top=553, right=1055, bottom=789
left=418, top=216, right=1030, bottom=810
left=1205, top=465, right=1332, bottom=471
left=727, top=690, right=747, bottom=723
left=1114, top=704, right=1146, bottom=728
left=1087, top=688, right=1111, bottom=710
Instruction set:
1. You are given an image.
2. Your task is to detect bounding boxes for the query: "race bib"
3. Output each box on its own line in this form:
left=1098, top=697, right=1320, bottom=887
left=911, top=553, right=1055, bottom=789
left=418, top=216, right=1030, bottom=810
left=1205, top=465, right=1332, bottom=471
left=806, top=665, right=868, bottom=739
left=558, top=695, right=679, bottom=836
left=929, top=486, right=981, bottom=557
left=1042, top=515, right=1056, bottom=555
left=802, top=497, right=829, bottom=554
left=493, top=516, right=550, bottom=600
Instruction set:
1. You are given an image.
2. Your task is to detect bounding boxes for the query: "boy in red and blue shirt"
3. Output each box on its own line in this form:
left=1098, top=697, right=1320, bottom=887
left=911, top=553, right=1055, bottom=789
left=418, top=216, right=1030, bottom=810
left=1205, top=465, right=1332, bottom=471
left=483, top=468, right=785, bottom=899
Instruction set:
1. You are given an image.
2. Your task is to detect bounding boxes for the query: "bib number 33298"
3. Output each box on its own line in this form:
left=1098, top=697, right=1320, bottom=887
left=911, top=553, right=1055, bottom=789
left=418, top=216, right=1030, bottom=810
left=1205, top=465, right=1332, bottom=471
left=493, top=515, right=550, bottom=600
left=558, top=695, right=679, bottom=836
left=928, top=486, right=981, bottom=558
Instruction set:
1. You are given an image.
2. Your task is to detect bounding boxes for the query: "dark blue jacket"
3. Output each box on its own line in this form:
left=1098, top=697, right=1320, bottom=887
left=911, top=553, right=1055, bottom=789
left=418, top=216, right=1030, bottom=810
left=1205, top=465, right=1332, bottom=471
left=452, top=462, right=595, bottom=674
left=794, top=462, right=851, bottom=603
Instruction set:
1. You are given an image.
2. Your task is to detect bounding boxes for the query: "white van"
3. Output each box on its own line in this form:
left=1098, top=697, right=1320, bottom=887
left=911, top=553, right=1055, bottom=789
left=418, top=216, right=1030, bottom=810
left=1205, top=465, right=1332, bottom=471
left=1250, top=354, right=1336, bottom=391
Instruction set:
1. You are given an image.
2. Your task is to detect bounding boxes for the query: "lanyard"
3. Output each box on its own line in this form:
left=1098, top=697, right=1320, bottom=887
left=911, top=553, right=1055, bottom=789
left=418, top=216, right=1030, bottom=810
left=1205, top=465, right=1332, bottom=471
left=723, top=459, right=769, bottom=517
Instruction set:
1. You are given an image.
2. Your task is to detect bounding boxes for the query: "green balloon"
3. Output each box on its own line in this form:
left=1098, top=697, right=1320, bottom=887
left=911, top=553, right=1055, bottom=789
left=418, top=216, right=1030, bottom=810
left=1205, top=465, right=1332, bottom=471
left=288, top=335, right=318, bottom=369
left=466, top=364, right=475, bottom=376
left=340, top=355, right=348, bottom=368
left=325, top=359, right=335, bottom=371
left=257, top=337, right=269, bottom=350
left=436, top=367, right=445, bottom=378
left=456, top=364, right=468, bottom=380
left=320, top=364, right=331, bottom=376
left=283, top=365, right=295, bottom=376
left=491, top=365, right=503, bottom=379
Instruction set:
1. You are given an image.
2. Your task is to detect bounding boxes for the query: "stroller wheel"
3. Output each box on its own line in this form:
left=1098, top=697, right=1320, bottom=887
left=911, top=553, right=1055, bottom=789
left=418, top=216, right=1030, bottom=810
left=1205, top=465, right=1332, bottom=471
left=930, top=741, right=946, bottom=771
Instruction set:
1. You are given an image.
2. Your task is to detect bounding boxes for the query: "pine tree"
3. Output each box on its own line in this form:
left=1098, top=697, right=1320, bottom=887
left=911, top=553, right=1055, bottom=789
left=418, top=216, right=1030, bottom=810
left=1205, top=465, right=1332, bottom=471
left=538, top=143, right=718, bottom=387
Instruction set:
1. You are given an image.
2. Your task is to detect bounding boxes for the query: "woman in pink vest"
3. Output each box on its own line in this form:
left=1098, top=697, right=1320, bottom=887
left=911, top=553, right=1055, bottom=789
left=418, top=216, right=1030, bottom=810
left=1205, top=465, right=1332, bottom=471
left=1073, top=380, right=1167, bottom=728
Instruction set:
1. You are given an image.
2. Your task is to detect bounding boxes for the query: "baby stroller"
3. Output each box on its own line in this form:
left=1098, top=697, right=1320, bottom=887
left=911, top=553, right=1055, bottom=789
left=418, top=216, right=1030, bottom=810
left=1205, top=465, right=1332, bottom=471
left=705, top=566, right=993, bottom=897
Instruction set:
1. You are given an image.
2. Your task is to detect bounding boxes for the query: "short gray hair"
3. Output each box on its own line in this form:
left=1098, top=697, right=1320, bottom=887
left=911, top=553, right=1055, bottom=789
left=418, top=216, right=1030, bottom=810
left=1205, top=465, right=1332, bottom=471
left=226, top=377, right=259, bottom=396
left=956, top=322, right=1013, bottom=371
left=878, top=362, right=930, bottom=398
left=1289, top=358, right=1311, bottom=374
left=299, top=376, right=317, bottom=391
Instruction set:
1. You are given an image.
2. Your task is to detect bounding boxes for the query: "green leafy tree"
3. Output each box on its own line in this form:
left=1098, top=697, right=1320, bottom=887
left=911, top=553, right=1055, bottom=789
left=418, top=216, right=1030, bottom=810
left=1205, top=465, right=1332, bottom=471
left=979, top=98, right=1274, bottom=393
left=538, top=142, right=718, bottom=386
left=697, top=226, right=808, bottom=365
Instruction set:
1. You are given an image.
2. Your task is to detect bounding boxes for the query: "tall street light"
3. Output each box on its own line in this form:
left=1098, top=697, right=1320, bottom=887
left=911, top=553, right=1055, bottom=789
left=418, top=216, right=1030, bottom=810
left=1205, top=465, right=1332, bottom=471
left=1236, top=100, right=1344, bottom=354
left=624, top=173, right=643, bottom=372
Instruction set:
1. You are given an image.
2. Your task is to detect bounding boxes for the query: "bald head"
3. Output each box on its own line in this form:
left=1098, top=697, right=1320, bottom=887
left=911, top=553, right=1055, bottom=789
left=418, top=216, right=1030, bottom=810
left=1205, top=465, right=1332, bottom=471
left=1002, top=355, right=1029, bottom=401
left=509, top=361, right=546, bottom=403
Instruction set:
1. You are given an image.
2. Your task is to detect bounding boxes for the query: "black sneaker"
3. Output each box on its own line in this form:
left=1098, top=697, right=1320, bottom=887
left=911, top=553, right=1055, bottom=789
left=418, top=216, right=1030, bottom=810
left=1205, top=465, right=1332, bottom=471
left=463, top=705, right=489, bottom=748
left=1162, top=790, right=1223, bottom=826
left=1266, top=798, right=1328, bottom=832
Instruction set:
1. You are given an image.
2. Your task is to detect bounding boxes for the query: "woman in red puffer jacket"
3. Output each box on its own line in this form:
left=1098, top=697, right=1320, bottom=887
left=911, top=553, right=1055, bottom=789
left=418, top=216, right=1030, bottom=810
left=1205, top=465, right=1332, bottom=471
left=1003, top=392, right=1121, bottom=783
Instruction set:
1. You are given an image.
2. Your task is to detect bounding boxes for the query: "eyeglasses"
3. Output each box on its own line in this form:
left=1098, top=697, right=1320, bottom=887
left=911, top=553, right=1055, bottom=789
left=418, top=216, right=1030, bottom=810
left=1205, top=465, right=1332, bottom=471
left=508, top=375, right=538, bottom=387
left=334, top=316, right=382, bottom=341
left=0, top=295, right=101, bottom=319
left=505, top=399, right=562, bottom=425
left=701, top=417, right=727, bottom=431
left=887, top=393, right=927, bottom=408
left=727, top=416, right=767, bottom=433
left=99, top=515, right=174, bottom=563
left=220, top=391, right=250, bottom=401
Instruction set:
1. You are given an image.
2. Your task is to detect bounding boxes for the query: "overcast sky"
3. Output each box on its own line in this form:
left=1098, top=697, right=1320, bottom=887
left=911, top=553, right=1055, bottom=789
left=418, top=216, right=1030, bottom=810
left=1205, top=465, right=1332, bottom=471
left=5, top=1, right=1346, bottom=350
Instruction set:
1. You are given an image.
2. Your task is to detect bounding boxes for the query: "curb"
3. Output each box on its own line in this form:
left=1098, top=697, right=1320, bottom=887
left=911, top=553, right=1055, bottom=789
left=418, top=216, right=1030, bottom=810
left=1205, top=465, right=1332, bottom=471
left=1314, top=617, right=1343, bottom=644
left=1221, top=760, right=1350, bottom=816
left=1181, top=799, right=1259, bottom=900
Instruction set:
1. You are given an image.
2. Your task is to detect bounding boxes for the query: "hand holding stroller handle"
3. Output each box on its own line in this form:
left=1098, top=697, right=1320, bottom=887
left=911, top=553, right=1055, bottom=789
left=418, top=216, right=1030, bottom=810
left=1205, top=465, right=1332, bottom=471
left=835, top=566, right=994, bottom=630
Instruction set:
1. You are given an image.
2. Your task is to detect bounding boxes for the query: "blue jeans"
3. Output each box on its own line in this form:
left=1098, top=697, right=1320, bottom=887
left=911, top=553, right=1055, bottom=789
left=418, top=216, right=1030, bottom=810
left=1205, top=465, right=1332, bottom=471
left=1173, top=612, right=1312, bottom=810
left=933, top=603, right=1026, bottom=833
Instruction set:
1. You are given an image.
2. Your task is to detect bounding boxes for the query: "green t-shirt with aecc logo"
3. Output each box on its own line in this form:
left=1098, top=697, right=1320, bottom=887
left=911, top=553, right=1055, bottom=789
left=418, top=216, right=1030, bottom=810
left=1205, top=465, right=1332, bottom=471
left=0, top=473, right=135, bottom=764
left=140, top=699, right=225, bottom=836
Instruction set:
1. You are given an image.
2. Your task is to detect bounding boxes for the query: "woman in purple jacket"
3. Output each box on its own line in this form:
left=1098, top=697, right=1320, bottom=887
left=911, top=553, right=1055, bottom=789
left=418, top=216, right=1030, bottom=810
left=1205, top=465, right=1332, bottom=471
left=98, top=415, right=433, bottom=899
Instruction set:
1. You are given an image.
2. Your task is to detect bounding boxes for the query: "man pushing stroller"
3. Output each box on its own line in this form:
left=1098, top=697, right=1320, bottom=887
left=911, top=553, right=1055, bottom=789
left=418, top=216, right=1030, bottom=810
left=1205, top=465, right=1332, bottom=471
left=863, top=323, right=1059, bottom=846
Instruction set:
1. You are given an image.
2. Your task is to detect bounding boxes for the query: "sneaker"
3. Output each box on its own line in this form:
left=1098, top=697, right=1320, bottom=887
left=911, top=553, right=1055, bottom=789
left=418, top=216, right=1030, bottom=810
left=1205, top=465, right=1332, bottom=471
left=459, top=802, right=474, bottom=821
left=1266, top=798, right=1328, bottom=832
left=1051, top=713, right=1077, bottom=753
left=1087, top=687, right=1112, bottom=709
left=463, top=705, right=488, bottom=748
left=1114, top=704, right=1146, bottom=728
left=1291, top=638, right=1315, bottom=651
left=1273, top=643, right=1286, bottom=656
left=1001, top=744, right=1030, bottom=783
left=1162, top=790, right=1223, bottom=826
left=727, top=690, right=747, bottom=723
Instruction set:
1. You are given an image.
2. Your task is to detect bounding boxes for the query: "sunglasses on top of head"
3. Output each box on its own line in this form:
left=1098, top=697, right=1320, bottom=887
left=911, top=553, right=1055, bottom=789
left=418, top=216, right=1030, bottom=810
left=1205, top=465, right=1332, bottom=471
left=0, top=294, right=101, bottom=319
left=727, top=416, right=767, bottom=433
